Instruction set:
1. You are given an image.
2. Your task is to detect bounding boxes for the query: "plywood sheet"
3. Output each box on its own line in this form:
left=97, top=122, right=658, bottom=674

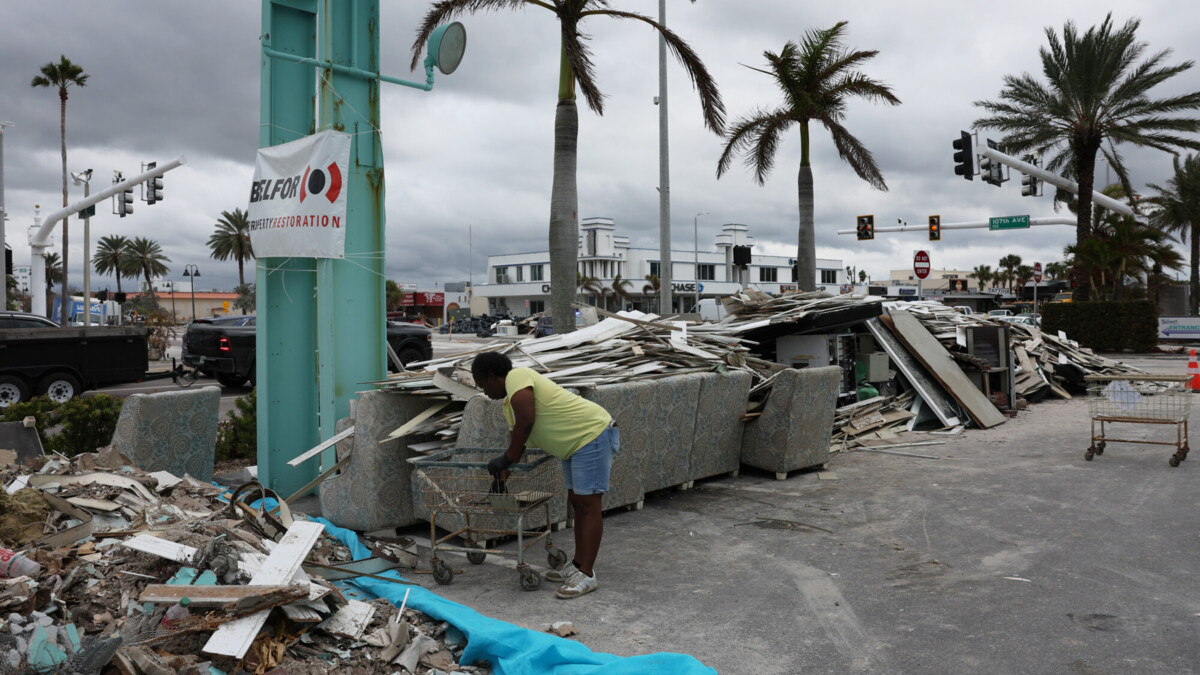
left=865, top=318, right=961, bottom=428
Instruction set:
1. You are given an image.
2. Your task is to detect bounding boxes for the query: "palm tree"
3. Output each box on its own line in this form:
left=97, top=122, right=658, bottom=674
left=411, top=2, right=724, bottom=335
left=1044, top=261, right=1069, bottom=280
left=43, top=252, right=63, bottom=291
left=1015, top=264, right=1035, bottom=297
left=717, top=22, right=899, bottom=292
left=642, top=273, right=661, bottom=310
left=580, top=274, right=605, bottom=308
left=611, top=274, right=634, bottom=312
left=92, top=235, right=132, bottom=294
left=998, top=254, right=1022, bottom=292
left=1147, top=153, right=1200, bottom=314
left=970, top=264, right=994, bottom=292
left=31, top=55, right=89, bottom=325
left=858, top=269, right=868, bottom=284
left=121, top=237, right=171, bottom=288
left=973, top=14, right=1200, bottom=300
left=208, top=208, right=255, bottom=287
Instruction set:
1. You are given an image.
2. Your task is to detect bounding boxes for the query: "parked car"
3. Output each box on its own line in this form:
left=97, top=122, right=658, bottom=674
left=998, top=314, right=1041, bottom=328
left=988, top=309, right=1013, bottom=317
left=0, top=311, right=60, bottom=329
left=1052, top=292, right=1073, bottom=303
left=182, top=315, right=433, bottom=388
left=535, top=315, right=554, bottom=338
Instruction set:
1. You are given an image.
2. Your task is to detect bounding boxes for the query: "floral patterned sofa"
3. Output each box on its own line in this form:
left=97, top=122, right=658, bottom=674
left=109, top=386, right=220, bottom=482
left=739, top=366, right=840, bottom=479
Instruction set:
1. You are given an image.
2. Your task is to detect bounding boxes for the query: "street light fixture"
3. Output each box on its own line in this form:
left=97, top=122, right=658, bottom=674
left=182, top=265, right=200, bottom=322
left=70, top=169, right=93, bottom=325
left=693, top=211, right=708, bottom=311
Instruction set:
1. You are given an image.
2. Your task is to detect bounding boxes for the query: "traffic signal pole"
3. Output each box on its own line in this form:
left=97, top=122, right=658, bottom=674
left=29, top=157, right=186, bottom=318
left=837, top=216, right=1077, bottom=236
left=977, top=144, right=1134, bottom=218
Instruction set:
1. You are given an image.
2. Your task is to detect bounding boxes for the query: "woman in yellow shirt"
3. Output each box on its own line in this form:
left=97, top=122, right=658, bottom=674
left=472, top=351, right=618, bottom=599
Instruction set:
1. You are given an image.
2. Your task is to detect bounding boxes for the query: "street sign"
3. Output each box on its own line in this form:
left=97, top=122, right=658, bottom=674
left=1158, top=317, right=1200, bottom=340
left=1033, top=262, right=1042, bottom=283
left=78, top=205, right=96, bottom=219
left=913, top=250, right=930, bottom=280
left=989, top=215, right=1030, bottom=230
left=222, top=301, right=231, bottom=310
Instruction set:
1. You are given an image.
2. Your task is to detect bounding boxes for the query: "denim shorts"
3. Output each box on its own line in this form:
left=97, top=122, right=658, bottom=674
left=561, top=422, right=619, bottom=495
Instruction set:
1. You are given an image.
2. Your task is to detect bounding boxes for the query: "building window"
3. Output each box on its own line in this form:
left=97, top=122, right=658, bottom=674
left=649, top=261, right=660, bottom=278
left=820, top=269, right=837, bottom=284
left=516, top=266, right=524, bottom=282
left=759, top=267, right=778, bottom=282
left=530, top=300, right=545, bottom=313
left=697, top=264, right=715, bottom=281
left=531, top=264, right=544, bottom=281
left=495, top=266, right=509, bottom=283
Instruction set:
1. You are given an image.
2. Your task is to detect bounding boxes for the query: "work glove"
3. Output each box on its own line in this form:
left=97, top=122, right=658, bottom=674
left=487, top=454, right=513, bottom=477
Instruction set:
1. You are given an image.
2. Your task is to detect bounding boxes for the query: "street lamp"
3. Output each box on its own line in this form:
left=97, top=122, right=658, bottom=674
left=70, top=168, right=93, bottom=325
left=0, top=121, right=13, bottom=312
left=167, top=280, right=177, bottom=322
left=693, top=211, right=708, bottom=311
left=182, top=265, right=200, bottom=322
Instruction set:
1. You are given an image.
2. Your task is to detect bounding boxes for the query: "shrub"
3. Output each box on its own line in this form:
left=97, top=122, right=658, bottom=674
left=0, top=394, right=124, bottom=457
left=216, top=389, right=257, bottom=462
left=1041, top=300, right=1158, bottom=352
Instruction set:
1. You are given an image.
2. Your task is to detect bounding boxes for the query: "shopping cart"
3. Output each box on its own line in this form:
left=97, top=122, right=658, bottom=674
left=1085, top=374, right=1191, bottom=467
left=410, top=448, right=568, bottom=591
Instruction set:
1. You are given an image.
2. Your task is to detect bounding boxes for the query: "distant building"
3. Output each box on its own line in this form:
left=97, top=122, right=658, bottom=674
left=12, top=264, right=31, bottom=294
left=474, top=217, right=846, bottom=317
left=888, top=268, right=976, bottom=292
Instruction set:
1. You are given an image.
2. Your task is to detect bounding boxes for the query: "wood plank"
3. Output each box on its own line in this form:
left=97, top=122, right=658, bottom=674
left=885, top=310, right=1006, bottom=429
left=318, top=598, right=376, bottom=640
left=865, top=318, right=962, bottom=428
left=202, top=521, right=325, bottom=659
left=287, top=426, right=356, bottom=467
left=432, top=370, right=483, bottom=401
left=280, top=604, right=325, bottom=623
left=138, top=584, right=305, bottom=607
left=381, top=401, right=451, bottom=443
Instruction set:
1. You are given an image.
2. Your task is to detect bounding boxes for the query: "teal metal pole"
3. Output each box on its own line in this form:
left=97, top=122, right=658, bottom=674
left=257, top=0, right=385, bottom=498
left=258, top=0, right=320, bottom=496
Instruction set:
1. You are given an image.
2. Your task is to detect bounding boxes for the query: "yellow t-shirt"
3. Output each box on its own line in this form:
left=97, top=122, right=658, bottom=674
left=502, top=367, right=611, bottom=460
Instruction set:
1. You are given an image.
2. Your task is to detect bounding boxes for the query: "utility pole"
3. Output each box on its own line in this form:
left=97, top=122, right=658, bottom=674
left=657, top=0, right=672, bottom=315
left=70, top=169, right=93, bottom=325
left=693, top=211, right=707, bottom=311
left=0, top=121, right=11, bottom=311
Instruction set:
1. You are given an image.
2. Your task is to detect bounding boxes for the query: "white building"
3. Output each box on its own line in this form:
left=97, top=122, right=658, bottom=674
left=12, top=264, right=31, bottom=294
left=474, top=217, right=846, bottom=317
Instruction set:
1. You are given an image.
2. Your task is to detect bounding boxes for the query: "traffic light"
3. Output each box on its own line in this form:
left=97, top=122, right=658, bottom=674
left=114, top=292, right=127, bottom=304
left=118, top=188, right=134, bottom=217
left=146, top=161, right=163, bottom=205
left=952, top=131, right=973, bottom=180
left=856, top=215, right=874, bottom=241
left=929, top=215, right=941, bottom=242
left=1020, top=154, right=1039, bottom=197
left=97, top=289, right=109, bottom=303
left=981, top=139, right=1004, bottom=186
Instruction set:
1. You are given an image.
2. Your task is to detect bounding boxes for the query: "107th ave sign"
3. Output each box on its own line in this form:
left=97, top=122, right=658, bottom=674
left=989, top=215, right=1030, bottom=230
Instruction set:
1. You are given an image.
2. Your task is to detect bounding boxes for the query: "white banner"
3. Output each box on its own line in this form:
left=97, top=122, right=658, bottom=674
left=247, top=130, right=351, bottom=258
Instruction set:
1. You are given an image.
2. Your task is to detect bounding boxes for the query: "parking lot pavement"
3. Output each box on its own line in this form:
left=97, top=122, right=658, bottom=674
left=390, top=351, right=1200, bottom=673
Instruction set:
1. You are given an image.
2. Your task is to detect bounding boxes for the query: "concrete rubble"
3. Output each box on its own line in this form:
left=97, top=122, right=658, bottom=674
left=0, top=445, right=484, bottom=675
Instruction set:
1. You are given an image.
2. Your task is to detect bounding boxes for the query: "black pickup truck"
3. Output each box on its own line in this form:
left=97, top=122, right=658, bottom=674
left=182, top=315, right=434, bottom=388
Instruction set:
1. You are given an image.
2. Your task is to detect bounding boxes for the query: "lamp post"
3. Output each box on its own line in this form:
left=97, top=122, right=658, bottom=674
left=182, top=265, right=199, bottom=322
left=693, top=211, right=708, bottom=311
left=167, top=280, right=177, bottom=322
left=70, top=169, right=93, bottom=325
left=0, top=121, right=12, bottom=312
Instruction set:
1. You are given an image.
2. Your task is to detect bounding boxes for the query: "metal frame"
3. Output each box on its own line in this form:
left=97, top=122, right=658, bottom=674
left=1084, top=374, right=1191, bottom=467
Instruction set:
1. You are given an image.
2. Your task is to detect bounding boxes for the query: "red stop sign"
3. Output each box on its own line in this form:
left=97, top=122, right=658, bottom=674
left=1033, top=262, right=1043, bottom=283
left=914, top=250, right=930, bottom=280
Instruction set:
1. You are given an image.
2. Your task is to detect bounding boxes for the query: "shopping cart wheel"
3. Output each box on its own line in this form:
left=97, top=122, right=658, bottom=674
left=432, top=560, right=454, bottom=585
left=467, top=551, right=487, bottom=565
left=1170, top=455, right=1181, bottom=468
left=519, top=566, right=541, bottom=591
left=1085, top=448, right=1095, bottom=461
left=1182, top=444, right=1190, bottom=460
left=547, top=546, right=568, bottom=569
left=1095, top=442, right=1106, bottom=455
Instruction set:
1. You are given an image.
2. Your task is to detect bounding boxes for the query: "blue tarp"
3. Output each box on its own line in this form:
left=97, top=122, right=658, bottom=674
left=311, top=516, right=717, bottom=675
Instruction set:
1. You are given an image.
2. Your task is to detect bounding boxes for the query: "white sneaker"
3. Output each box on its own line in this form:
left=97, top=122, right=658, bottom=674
left=544, top=561, right=576, bottom=583
left=555, top=570, right=598, bottom=599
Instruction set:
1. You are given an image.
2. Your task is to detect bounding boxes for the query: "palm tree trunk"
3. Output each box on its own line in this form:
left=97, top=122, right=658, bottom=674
left=238, top=258, right=245, bottom=287
left=549, top=99, right=579, bottom=334
left=1074, top=148, right=1100, bottom=301
left=1192, top=223, right=1199, bottom=315
left=59, top=90, right=69, bottom=326
left=796, top=164, right=816, bottom=292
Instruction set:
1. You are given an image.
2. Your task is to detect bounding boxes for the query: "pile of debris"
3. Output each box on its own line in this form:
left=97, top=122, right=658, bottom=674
left=0, top=446, right=482, bottom=675
left=373, top=291, right=1148, bottom=455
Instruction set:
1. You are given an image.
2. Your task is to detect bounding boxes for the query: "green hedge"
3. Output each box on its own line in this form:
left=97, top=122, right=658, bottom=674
left=1, top=394, right=124, bottom=457
left=1041, top=300, right=1158, bottom=352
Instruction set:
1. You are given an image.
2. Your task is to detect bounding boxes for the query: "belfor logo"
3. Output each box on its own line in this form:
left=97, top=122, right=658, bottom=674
left=301, top=163, right=342, bottom=204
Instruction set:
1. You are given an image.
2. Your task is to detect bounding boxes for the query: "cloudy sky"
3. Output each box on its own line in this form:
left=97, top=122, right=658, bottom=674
left=3, top=1, right=1199, bottom=295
